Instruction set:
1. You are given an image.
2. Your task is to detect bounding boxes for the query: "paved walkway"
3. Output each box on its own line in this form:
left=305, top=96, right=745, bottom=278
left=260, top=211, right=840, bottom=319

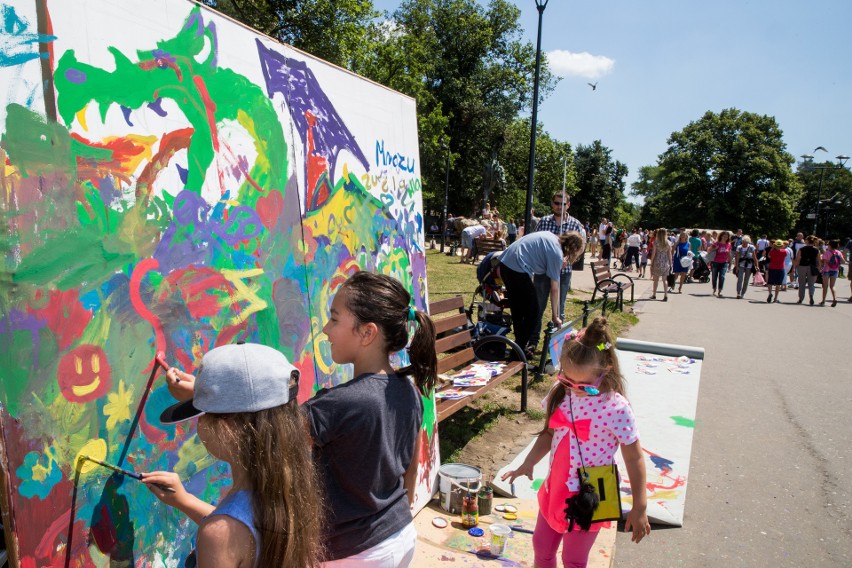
left=571, top=255, right=852, bottom=566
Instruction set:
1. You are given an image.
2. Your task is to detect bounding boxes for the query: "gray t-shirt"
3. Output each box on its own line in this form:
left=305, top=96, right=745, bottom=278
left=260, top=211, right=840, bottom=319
left=499, top=231, right=564, bottom=281
left=303, top=373, right=423, bottom=560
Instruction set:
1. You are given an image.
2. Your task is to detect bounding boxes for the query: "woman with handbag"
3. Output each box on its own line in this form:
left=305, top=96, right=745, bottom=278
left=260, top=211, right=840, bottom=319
left=649, top=228, right=673, bottom=301
left=733, top=236, right=760, bottom=299
left=792, top=235, right=820, bottom=305
left=707, top=231, right=732, bottom=297
left=672, top=231, right=691, bottom=293
left=501, top=318, right=650, bottom=568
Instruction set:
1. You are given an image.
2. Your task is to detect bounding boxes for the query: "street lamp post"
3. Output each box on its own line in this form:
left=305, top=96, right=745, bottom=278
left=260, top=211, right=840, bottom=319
left=801, top=149, right=850, bottom=235
left=524, top=0, right=549, bottom=234
left=440, top=140, right=451, bottom=253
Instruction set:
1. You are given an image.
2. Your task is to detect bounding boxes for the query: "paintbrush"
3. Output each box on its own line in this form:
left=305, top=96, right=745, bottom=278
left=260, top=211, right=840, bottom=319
left=80, top=455, right=176, bottom=492
left=155, top=352, right=175, bottom=381
left=510, top=525, right=534, bottom=534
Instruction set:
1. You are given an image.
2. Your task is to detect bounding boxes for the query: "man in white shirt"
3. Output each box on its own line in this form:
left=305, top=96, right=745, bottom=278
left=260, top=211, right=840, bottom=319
left=625, top=229, right=642, bottom=272
left=597, top=218, right=608, bottom=258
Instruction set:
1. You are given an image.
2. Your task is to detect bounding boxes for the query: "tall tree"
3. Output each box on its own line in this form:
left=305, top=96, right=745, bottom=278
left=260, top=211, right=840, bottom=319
left=497, top=118, right=574, bottom=223
left=371, top=0, right=557, bottom=217
left=635, top=109, right=801, bottom=236
left=572, top=140, right=630, bottom=227
left=202, top=0, right=380, bottom=69
left=794, top=160, right=852, bottom=239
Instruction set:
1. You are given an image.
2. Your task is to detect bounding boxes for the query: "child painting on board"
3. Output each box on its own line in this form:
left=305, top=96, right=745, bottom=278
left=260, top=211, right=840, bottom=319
left=304, top=271, right=437, bottom=566
left=145, top=343, right=324, bottom=567
left=501, top=317, right=650, bottom=568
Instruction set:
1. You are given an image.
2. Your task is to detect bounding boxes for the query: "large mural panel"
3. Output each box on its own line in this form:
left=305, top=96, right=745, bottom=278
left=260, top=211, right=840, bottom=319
left=0, top=1, right=437, bottom=565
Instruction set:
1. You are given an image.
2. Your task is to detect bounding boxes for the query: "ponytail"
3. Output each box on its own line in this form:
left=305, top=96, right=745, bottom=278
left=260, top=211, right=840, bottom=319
left=398, top=310, right=437, bottom=395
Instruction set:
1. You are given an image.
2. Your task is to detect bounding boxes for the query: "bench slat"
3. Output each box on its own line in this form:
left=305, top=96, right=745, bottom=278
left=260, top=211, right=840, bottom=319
left=437, top=348, right=475, bottom=374
left=434, top=312, right=468, bottom=335
left=435, top=329, right=472, bottom=353
left=429, top=296, right=465, bottom=316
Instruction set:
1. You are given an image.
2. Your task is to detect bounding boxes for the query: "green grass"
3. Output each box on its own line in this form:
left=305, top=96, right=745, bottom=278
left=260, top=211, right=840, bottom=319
left=424, top=247, right=640, bottom=460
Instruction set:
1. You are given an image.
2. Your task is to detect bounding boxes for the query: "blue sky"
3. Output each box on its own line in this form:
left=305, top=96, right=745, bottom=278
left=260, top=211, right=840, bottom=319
left=373, top=0, right=852, bottom=195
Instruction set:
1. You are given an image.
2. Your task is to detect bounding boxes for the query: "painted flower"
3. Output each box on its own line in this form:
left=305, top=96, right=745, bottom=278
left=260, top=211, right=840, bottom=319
left=103, top=380, right=134, bottom=429
left=16, top=445, right=62, bottom=500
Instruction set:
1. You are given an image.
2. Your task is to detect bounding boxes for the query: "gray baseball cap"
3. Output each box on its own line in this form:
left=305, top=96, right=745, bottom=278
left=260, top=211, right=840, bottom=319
left=160, top=343, right=300, bottom=424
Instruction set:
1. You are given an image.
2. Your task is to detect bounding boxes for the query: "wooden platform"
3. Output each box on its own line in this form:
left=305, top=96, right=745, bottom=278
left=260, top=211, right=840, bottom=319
left=412, top=497, right=616, bottom=567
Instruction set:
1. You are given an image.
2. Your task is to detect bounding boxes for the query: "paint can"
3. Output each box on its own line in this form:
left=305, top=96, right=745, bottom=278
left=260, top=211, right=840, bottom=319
left=438, top=463, right=481, bottom=513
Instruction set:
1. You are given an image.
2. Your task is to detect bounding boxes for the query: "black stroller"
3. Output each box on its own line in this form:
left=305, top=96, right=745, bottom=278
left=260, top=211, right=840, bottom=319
left=691, top=253, right=711, bottom=283
left=467, top=251, right=512, bottom=342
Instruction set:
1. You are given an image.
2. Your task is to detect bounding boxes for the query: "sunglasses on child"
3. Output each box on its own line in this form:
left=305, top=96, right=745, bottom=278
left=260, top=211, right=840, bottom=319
left=556, top=369, right=606, bottom=395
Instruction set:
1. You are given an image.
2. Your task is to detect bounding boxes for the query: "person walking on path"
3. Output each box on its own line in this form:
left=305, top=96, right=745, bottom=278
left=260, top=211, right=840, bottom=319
left=733, top=236, right=759, bottom=299
left=819, top=239, right=846, bottom=307
left=792, top=235, right=820, bottom=305
left=672, top=231, right=691, bottom=293
left=532, top=191, right=587, bottom=344
left=766, top=239, right=790, bottom=303
left=708, top=231, right=732, bottom=297
left=625, top=228, right=642, bottom=273
left=649, top=228, right=672, bottom=301
left=499, top=231, right=585, bottom=359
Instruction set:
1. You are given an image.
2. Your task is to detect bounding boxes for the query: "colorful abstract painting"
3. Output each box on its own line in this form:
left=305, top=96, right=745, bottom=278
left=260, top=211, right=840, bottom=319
left=0, top=0, right=436, bottom=565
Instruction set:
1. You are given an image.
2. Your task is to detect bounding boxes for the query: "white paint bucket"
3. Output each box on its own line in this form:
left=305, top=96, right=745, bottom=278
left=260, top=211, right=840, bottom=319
left=438, top=463, right=481, bottom=513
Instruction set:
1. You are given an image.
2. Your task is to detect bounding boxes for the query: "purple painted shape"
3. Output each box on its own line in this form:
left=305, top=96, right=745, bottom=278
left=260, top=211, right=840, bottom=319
left=64, top=68, right=86, bottom=84
left=0, top=310, right=46, bottom=367
left=255, top=40, right=369, bottom=203
left=147, top=98, right=168, bottom=117
left=97, top=175, right=121, bottom=207
left=175, top=163, right=188, bottom=185
left=151, top=49, right=175, bottom=63
left=120, top=105, right=133, bottom=127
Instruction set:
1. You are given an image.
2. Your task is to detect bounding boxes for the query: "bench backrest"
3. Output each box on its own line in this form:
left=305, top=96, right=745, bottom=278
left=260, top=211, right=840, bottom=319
left=428, top=296, right=475, bottom=374
left=591, top=259, right=612, bottom=284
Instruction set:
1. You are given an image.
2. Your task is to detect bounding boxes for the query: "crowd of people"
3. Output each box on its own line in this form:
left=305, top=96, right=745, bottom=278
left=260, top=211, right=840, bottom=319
left=583, top=224, right=851, bottom=306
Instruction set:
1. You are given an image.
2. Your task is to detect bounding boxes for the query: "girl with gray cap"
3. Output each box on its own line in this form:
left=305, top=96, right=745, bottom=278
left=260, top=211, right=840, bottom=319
left=145, top=343, right=323, bottom=567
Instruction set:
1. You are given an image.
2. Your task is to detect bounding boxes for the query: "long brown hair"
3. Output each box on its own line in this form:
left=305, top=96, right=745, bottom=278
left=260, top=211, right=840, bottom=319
left=542, top=317, right=625, bottom=432
left=207, top=401, right=324, bottom=566
left=654, top=228, right=670, bottom=251
left=339, top=271, right=437, bottom=394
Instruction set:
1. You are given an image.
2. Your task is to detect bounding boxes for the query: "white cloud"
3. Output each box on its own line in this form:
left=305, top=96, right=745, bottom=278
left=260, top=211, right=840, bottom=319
left=546, top=50, right=615, bottom=79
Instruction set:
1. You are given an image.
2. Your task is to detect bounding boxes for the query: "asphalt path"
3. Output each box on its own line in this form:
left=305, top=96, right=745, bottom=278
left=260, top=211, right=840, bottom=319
left=585, top=268, right=852, bottom=567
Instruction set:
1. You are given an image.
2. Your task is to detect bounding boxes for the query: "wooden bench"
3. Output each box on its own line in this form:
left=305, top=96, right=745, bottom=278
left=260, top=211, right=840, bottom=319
left=429, top=296, right=527, bottom=422
left=471, top=237, right=506, bottom=263
left=590, top=259, right=634, bottom=310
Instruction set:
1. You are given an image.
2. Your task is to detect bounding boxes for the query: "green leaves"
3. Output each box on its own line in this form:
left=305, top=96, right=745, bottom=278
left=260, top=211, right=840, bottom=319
left=639, top=108, right=801, bottom=236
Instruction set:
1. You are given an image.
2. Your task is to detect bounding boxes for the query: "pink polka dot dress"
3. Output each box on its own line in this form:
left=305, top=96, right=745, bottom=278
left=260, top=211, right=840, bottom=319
left=538, top=391, right=639, bottom=533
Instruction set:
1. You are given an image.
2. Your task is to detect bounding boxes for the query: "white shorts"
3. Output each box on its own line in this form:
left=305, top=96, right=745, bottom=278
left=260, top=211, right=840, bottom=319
left=323, top=522, right=417, bottom=568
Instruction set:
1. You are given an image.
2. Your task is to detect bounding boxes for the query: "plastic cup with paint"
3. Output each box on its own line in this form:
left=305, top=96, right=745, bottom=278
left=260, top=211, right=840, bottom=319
left=489, top=524, right=512, bottom=557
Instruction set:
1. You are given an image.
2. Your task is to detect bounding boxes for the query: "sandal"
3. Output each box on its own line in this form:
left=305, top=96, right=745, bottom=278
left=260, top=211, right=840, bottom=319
left=662, top=296, right=668, bottom=302
left=831, top=300, right=837, bottom=307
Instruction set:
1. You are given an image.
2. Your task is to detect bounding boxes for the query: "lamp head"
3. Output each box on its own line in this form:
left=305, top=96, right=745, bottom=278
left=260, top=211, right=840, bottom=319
left=535, top=0, right=549, bottom=8
left=801, top=154, right=814, bottom=161
left=836, top=154, right=850, bottom=166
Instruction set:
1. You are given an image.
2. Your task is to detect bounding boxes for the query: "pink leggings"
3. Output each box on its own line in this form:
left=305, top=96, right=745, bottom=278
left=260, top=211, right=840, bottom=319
left=532, top=513, right=600, bottom=568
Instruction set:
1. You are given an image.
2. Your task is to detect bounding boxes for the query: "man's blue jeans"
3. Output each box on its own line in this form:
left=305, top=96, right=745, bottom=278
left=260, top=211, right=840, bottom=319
left=531, top=271, right=571, bottom=348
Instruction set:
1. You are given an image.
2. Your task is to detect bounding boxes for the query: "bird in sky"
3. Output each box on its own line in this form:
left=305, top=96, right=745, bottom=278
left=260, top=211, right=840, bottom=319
left=587, top=82, right=597, bottom=91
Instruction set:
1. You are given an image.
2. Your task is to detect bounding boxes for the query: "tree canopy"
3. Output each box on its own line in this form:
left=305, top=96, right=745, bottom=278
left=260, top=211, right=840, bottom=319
left=634, top=109, right=802, bottom=237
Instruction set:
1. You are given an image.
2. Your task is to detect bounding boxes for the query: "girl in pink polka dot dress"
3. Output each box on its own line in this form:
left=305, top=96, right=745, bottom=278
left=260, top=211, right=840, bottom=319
left=502, top=317, right=650, bottom=568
